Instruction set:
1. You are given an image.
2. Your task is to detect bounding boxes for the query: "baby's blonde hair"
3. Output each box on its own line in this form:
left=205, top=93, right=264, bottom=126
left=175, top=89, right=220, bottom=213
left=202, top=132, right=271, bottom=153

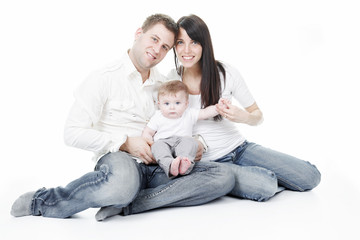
left=158, top=80, right=189, bottom=100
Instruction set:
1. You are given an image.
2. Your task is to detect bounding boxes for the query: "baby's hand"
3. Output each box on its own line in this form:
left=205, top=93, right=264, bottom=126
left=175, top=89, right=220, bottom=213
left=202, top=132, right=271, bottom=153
left=218, top=98, right=231, bottom=109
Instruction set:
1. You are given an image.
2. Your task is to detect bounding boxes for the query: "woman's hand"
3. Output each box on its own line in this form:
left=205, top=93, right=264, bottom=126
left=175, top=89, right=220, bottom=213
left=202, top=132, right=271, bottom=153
left=216, top=98, right=263, bottom=126
left=194, top=140, right=204, bottom=161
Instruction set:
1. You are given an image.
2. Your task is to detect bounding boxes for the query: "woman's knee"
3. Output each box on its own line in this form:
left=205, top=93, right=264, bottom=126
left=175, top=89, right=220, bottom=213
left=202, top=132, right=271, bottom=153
left=230, top=165, right=278, bottom=202
left=308, top=164, right=321, bottom=189
left=295, top=162, right=321, bottom=191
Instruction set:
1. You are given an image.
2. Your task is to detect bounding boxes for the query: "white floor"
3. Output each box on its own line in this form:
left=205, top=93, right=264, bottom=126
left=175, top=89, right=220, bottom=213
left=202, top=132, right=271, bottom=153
left=1, top=1, right=360, bottom=239
left=2, top=166, right=360, bottom=240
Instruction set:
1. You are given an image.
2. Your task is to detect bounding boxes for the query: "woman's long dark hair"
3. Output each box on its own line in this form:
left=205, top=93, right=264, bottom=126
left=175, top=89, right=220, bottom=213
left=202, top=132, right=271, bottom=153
left=174, top=14, right=226, bottom=121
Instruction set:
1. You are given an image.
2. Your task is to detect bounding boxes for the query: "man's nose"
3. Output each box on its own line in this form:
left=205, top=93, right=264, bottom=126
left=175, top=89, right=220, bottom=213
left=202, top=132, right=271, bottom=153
left=153, top=44, right=161, bottom=54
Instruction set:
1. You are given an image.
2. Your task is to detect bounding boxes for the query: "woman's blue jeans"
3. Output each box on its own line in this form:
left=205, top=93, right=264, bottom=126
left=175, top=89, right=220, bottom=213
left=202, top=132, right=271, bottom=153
left=30, top=151, right=235, bottom=218
left=215, top=141, right=321, bottom=201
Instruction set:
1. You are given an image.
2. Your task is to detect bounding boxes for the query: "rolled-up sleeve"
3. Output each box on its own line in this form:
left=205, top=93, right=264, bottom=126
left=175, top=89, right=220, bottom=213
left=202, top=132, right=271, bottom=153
left=225, top=64, right=255, bottom=108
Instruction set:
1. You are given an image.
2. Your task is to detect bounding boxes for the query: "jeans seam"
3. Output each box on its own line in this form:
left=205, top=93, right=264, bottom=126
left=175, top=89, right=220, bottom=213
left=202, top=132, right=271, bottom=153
left=143, top=165, right=217, bottom=199
left=143, top=175, right=185, bottom=199
left=38, top=170, right=109, bottom=206
left=276, top=175, right=305, bottom=192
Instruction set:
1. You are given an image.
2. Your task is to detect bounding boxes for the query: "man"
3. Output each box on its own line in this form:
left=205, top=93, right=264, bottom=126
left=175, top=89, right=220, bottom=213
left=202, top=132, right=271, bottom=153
left=10, top=14, right=234, bottom=221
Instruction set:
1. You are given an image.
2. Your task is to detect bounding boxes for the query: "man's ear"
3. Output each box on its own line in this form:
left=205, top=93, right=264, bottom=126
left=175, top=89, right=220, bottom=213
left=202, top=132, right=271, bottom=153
left=134, top=28, right=143, bottom=40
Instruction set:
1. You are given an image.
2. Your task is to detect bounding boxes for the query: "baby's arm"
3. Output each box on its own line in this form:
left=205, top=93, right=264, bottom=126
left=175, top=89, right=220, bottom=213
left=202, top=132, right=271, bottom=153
left=142, top=126, right=156, bottom=143
left=198, top=105, right=218, bottom=120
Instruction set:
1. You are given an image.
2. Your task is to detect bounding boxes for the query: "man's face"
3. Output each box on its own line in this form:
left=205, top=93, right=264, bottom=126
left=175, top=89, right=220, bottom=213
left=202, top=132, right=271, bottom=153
left=130, top=23, right=175, bottom=74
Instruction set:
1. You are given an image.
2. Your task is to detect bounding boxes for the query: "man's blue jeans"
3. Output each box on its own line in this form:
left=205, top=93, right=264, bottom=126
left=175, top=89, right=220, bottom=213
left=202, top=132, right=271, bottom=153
left=215, top=141, right=321, bottom=201
left=30, top=151, right=235, bottom=218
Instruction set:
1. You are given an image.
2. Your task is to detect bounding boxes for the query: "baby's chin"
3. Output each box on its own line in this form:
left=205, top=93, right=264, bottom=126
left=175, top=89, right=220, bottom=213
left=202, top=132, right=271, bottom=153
left=166, top=113, right=181, bottom=119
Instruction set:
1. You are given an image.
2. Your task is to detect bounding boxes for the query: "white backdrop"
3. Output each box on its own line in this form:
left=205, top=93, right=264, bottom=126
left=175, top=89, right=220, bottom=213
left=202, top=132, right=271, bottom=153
left=1, top=0, right=359, bottom=239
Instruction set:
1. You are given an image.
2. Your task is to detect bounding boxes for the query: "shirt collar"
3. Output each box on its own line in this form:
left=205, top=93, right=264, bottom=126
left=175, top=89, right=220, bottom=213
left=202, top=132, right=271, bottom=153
left=121, top=51, right=138, bottom=77
left=121, top=50, right=166, bottom=86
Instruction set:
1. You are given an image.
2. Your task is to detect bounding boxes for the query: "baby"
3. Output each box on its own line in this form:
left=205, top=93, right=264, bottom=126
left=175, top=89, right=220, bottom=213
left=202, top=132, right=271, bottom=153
left=142, top=80, right=218, bottom=178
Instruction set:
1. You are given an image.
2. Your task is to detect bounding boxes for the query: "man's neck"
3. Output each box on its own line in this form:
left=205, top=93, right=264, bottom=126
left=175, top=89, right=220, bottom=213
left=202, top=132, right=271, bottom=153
left=128, top=49, right=150, bottom=83
left=140, top=71, right=150, bottom=83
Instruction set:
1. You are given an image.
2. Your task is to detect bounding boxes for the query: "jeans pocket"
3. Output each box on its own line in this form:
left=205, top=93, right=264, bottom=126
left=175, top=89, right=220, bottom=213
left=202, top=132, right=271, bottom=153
left=214, top=153, right=234, bottom=163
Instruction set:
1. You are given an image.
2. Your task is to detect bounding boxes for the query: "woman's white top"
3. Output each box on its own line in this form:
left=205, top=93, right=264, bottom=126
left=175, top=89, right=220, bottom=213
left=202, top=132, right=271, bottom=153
left=167, top=63, right=255, bottom=161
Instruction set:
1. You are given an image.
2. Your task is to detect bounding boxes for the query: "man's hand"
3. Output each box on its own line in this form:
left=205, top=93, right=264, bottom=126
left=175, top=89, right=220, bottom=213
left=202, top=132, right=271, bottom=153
left=120, top=136, right=156, bottom=165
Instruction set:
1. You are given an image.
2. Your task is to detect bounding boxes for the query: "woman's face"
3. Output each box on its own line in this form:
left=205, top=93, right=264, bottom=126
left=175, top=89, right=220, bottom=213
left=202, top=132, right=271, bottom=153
left=175, top=28, right=202, bottom=68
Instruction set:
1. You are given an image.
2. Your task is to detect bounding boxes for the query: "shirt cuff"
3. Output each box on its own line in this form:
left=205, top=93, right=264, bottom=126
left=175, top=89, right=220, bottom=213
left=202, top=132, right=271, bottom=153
left=193, top=134, right=208, bottom=153
left=109, top=135, right=128, bottom=153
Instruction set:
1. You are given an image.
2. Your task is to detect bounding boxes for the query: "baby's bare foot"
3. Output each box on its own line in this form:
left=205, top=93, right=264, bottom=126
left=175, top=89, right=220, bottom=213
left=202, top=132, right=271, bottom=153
left=170, top=157, right=181, bottom=177
left=179, top=157, right=192, bottom=175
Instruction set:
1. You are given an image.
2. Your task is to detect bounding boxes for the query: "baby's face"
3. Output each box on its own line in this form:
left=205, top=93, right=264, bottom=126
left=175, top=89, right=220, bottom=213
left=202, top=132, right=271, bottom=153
left=158, top=91, right=188, bottom=119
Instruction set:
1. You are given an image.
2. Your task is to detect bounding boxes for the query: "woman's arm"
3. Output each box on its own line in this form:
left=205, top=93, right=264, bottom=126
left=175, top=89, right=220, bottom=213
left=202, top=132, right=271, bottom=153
left=216, top=99, right=263, bottom=126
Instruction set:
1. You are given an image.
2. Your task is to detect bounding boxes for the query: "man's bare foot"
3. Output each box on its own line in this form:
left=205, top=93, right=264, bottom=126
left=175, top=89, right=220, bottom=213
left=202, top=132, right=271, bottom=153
left=179, top=157, right=192, bottom=175
left=170, top=156, right=181, bottom=177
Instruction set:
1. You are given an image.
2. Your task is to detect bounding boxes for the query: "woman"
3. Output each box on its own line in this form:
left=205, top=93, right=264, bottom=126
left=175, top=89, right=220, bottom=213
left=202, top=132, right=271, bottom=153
left=168, top=14, right=321, bottom=201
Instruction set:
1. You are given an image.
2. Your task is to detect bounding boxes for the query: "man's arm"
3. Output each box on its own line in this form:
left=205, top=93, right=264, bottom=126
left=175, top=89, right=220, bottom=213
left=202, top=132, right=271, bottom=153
left=118, top=126, right=156, bottom=165
left=64, top=101, right=127, bottom=154
left=120, top=136, right=155, bottom=165
left=64, top=71, right=128, bottom=156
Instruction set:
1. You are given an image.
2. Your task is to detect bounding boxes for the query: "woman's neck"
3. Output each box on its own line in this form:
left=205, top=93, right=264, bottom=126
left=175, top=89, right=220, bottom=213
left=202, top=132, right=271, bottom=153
left=182, top=66, right=202, bottom=95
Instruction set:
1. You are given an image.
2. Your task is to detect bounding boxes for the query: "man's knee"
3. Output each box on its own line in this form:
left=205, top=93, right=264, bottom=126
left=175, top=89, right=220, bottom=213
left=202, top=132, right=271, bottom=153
left=96, top=152, right=141, bottom=205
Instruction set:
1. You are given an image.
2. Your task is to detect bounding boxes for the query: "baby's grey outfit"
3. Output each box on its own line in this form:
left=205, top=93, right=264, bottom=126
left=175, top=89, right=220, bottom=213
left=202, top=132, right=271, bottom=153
left=151, top=136, right=198, bottom=178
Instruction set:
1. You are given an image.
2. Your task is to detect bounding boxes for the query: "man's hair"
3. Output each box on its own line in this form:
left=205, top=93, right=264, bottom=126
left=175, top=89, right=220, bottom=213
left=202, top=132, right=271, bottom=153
left=142, top=14, right=178, bottom=37
left=158, top=80, right=189, bottom=100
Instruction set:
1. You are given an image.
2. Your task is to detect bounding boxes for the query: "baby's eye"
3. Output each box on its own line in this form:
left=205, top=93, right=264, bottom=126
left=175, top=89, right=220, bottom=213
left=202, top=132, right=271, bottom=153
left=164, top=102, right=169, bottom=105
left=176, top=102, right=181, bottom=105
